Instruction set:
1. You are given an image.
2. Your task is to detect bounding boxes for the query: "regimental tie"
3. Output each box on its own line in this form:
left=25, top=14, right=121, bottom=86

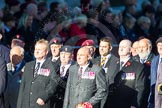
left=60, top=66, right=65, bottom=77
left=78, top=67, right=83, bottom=79
left=34, top=62, right=40, bottom=77
left=100, top=56, right=106, bottom=67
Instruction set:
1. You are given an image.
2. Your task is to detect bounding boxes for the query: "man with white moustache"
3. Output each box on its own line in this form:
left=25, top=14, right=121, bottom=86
left=133, top=38, right=154, bottom=108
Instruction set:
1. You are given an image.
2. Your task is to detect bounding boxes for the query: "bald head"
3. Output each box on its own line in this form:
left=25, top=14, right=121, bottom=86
left=118, top=39, right=132, bottom=58
left=77, top=47, right=91, bottom=66
left=120, top=39, right=132, bottom=47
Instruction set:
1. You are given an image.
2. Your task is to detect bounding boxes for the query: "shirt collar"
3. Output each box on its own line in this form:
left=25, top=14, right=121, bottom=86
left=120, top=57, right=130, bottom=64
left=52, top=56, right=59, bottom=61
left=36, top=59, right=46, bottom=68
left=101, top=53, right=111, bottom=59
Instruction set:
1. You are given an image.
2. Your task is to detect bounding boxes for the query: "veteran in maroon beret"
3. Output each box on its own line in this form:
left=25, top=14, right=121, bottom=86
left=81, top=39, right=98, bottom=60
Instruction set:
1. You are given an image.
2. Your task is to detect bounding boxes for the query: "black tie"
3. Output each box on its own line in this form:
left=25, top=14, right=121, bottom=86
left=34, top=62, right=40, bottom=77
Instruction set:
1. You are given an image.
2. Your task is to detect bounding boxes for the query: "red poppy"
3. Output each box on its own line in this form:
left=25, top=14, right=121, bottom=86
left=76, top=102, right=92, bottom=108
left=125, top=61, right=131, bottom=67
left=145, top=61, right=151, bottom=66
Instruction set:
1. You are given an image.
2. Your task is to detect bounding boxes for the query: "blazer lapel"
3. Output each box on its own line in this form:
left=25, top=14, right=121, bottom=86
left=75, top=64, right=81, bottom=85
left=121, top=58, right=132, bottom=71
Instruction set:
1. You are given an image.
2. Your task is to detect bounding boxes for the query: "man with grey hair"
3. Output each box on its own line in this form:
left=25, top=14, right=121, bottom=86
left=104, top=39, right=145, bottom=108
left=134, top=38, right=154, bottom=64
left=4, top=46, right=26, bottom=108
left=133, top=38, right=154, bottom=108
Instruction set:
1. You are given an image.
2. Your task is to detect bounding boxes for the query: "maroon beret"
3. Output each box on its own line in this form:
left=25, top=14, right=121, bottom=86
left=81, top=39, right=95, bottom=47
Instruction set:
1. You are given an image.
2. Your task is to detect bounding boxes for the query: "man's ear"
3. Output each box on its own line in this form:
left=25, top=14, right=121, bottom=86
left=149, top=46, right=152, bottom=51
left=87, top=54, right=91, bottom=60
left=46, top=50, right=49, bottom=55
left=109, top=45, right=112, bottom=51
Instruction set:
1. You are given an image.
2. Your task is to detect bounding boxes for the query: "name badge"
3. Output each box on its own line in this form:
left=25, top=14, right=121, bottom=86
left=38, top=68, right=50, bottom=76
left=121, top=72, right=135, bottom=80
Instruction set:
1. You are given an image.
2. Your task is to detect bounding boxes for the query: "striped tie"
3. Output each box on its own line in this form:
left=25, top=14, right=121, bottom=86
left=100, top=56, right=106, bottom=67
left=60, top=66, right=65, bottom=77
left=34, top=62, right=40, bottom=77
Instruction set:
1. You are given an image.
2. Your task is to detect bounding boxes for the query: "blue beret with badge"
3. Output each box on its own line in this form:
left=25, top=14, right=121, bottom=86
left=60, top=45, right=73, bottom=53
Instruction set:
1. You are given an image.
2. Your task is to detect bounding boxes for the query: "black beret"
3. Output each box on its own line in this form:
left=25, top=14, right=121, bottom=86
left=49, top=37, right=63, bottom=45
left=156, top=37, right=162, bottom=44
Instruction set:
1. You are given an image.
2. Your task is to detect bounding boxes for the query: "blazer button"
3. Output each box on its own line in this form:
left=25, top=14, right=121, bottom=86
left=30, top=92, right=32, bottom=95
left=32, top=82, right=34, bottom=84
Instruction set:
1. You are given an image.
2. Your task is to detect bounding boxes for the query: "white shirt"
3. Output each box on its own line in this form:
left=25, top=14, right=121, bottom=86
left=52, top=56, right=60, bottom=62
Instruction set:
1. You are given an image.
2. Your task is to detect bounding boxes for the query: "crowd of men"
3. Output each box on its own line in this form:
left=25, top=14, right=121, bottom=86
left=0, top=0, right=162, bottom=108
left=0, top=35, right=162, bottom=108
